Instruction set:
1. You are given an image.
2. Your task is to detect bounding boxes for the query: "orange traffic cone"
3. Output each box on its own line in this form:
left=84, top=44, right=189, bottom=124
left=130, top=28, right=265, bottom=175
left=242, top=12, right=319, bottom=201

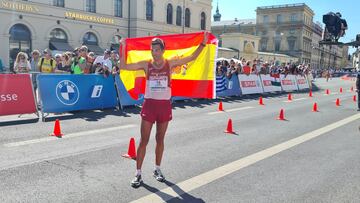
left=288, top=93, right=292, bottom=101
left=277, top=109, right=285, bottom=120
left=353, top=95, right=357, bottom=102
left=218, top=101, right=224, bottom=111
left=340, top=87, right=343, bottom=93
left=224, top=119, right=235, bottom=134
left=122, top=137, right=137, bottom=160
left=50, top=119, right=63, bottom=137
left=259, top=96, right=264, bottom=105
left=335, top=98, right=340, bottom=106
left=312, top=102, right=318, bottom=112
left=309, top=90, right=313, bottom=97
left=326, top=89, right=330, bottom=95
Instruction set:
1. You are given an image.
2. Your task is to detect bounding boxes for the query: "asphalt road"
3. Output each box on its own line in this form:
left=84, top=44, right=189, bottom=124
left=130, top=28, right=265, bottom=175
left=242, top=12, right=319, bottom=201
left=0, top=77, right=359, bottom=203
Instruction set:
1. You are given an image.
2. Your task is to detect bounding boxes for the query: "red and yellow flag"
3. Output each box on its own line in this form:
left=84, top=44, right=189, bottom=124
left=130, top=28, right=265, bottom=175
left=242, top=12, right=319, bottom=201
left=119, top=32, right=218, bottom=99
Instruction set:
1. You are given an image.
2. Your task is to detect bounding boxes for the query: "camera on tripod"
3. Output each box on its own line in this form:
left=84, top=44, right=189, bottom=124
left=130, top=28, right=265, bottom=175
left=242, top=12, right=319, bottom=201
left=322, top=12, right=348, bottom=42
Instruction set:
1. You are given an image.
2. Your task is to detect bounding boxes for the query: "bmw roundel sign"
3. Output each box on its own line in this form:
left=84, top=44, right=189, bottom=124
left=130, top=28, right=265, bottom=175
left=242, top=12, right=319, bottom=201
left=55, top=80, right=80, bottom=105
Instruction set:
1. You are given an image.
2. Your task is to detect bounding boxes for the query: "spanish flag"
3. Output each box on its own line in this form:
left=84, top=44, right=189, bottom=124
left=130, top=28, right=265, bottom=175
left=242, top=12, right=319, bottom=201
left=119, top=32, right=218, bottom=99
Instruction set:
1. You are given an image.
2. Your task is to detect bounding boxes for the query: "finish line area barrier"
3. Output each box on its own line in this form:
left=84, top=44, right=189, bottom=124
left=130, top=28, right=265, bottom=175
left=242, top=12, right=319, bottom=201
left=0, top=73, right=311, bottom=122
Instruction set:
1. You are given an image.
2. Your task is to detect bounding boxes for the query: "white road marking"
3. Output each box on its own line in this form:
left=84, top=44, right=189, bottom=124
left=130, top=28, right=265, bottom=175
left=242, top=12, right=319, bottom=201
left=207, top=106, right=254, bottom=115
left=283, top=97, right=306, bottom=103
left=3, top=124, right=136, bottom=147
left=131, top=113, right=360, bottom=203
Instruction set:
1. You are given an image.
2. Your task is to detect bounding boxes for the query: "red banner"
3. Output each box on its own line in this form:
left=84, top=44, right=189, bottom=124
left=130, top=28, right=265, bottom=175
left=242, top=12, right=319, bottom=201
left=0, top=74, right=37, bottom=116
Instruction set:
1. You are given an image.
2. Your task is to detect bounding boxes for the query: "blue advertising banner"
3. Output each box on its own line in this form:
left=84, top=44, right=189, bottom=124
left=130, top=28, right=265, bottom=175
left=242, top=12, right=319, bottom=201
left=216, top=74, right=241, bottom=97
left=114, top=75, right=144, bottom=108
left=38, top=74, right=118, bottom=113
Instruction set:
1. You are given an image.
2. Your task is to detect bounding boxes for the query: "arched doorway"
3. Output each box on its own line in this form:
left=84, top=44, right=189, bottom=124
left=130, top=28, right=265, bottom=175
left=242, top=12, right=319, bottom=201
left=83, top=32, right=104, bottom=54
left=49, top=28, right=73, bottom=52
left=9, top=24, right=32, bottom=69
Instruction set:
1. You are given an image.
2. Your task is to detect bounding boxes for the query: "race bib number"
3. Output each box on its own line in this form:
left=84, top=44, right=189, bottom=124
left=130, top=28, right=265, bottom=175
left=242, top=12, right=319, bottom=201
left=149, top=76, right=168, bottom=92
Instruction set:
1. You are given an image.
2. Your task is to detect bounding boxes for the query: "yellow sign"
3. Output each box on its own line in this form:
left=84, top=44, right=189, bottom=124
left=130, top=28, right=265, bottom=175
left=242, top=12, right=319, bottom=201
left=65, top=11, right=114, bottom=25
left=0, top=0, right=39, bottom=13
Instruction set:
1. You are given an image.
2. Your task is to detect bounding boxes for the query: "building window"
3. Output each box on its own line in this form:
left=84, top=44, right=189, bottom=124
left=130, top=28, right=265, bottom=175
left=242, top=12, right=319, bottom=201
left=185, top=8, right=190, bottom=27
left=9, top=24, right=32, bottom=70
left=263, top=15, right=269, bottom=24
left=166, top=3, right=173, bottom=24
left=49, top=28, right=68, bottom=42
left=289, top=29, right=295, bottom=35
left=276, top=14, right=282, bottom=24
left=290, top=13, right=297, bottom=22
left=114, top=0, right=122, bottom=17
left=260, top=39, right=267, bottom=51
left=201, top=12, right=206, bottom=30
left=146, top=0, right=153, bottom=21
left=83, top=32, right=98, bottom=45
left=275, top=36, right=281, bottom=52
left=288, top=38, right=296, bottom=51
left=53, top=0, right=64, bottom=7
left=86, top=0, right=96, bottom=13
left=176, top=6, right=182, bottom=26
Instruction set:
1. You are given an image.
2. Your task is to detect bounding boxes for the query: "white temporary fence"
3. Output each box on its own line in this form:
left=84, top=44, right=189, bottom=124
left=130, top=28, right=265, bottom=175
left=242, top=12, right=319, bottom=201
left=259, top=74, right=283, bottom=92
left=238, top=74, right=263, bottom=95
left=296, top=75, right=310, bottom=90
left=280, top=74, right=298, bottom=91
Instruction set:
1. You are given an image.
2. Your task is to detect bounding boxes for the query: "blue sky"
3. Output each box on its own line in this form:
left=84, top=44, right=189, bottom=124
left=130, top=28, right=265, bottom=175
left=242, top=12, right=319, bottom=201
left=211, top=0, right=359, bottom=53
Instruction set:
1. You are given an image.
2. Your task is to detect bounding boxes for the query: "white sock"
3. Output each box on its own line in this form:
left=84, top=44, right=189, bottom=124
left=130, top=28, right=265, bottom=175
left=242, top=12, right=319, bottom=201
left=155, top=165, right=161, bottom=171
left=135, top=169, right=141, bottom=176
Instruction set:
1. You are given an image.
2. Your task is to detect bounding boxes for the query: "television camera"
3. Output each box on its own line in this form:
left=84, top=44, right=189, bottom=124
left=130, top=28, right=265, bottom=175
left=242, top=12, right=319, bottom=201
left=320, top=12, right=360, bottom=48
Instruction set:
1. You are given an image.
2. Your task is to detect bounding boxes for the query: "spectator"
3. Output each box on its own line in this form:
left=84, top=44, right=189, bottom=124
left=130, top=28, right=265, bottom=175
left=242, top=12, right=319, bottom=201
left=96, top=60, right=112, bottom=78
left=0, top=57, right=3, bottom=72
left=94, top=49, right=111, bottom=67
left=236, top=63, right=242, bottom=74
left=71, top=45, right=88, bottom=74
left=55, top=52, right=72, bottom=73
left=38, top=49, right=56, bottom=73
left=226, top=59, right=238, bottom=78
left=70, top=47, right=79, bottom=74
left=30, top=50, right=41, bottom=72
left=216, top=61, right=224, bottom=76
left=220, top=60, right=229, bottom=74
left=13, top=52, right=31, bottom=73
left=54, top=54, right=62, bottom=71
left=112, top=62, right=120, bottom=75
left=110, top=50, right=118, bottom=69
left=87, top=52, right=96, bottom=73
left=242, top=61, right=252, bottom=75
left=254, top=59, right=262, bottom=75
left=94, top=49, right=112, bottom=74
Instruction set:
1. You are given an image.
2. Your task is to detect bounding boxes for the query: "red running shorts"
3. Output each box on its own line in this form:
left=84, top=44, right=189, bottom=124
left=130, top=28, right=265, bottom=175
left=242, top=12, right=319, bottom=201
left=141, top=99, right=172, bottom=123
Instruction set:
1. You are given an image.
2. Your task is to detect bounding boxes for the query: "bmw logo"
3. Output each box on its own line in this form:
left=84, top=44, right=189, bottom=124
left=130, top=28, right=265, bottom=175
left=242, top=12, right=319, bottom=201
left=56, top=80, right=80, bottom=105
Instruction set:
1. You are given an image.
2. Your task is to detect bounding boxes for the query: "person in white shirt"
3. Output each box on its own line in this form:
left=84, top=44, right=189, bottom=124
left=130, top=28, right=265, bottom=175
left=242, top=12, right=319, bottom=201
left=13, top=52, right=31, bottom=73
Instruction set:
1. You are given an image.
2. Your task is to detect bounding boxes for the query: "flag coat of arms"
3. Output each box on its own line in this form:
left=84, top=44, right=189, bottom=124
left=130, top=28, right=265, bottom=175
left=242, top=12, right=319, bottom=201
left=119, top=32, right=218, bottom=99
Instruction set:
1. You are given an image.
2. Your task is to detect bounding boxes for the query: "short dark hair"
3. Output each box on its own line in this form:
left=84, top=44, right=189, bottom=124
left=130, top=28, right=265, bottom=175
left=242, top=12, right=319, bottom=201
left=151, top=38, right=165, bottom=50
